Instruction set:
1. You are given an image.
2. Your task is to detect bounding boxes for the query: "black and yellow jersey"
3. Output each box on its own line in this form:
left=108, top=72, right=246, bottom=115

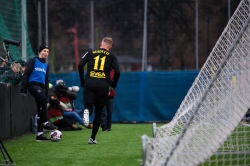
left=78, top=48, right=120, bottom=88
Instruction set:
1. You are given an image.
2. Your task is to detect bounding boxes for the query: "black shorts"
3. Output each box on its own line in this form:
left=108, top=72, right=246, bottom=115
left=84, top=86, right=109, bottom=109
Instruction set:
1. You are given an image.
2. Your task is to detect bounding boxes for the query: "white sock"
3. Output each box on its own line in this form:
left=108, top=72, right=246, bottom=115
left=37, top=132, right=43, bottom=136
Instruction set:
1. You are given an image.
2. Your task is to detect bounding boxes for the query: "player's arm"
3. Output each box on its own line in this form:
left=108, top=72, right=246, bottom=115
left=111, top=57, right=120, bottom=89
left=21, top=58, right=35, bottom=94
left=45, top=65, right=49, bottom=97
left=78, top=51, right=89, bottom=87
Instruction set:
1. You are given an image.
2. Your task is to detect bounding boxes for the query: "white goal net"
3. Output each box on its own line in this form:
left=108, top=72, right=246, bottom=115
left=141, top=0, right=250, bottom=165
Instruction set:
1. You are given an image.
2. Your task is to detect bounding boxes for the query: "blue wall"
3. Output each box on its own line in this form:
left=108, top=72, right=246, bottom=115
left=50, top=71, right=199, bottom=123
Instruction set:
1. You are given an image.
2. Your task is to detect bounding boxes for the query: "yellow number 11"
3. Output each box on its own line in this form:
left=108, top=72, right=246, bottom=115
left=94, top=55, right=106, bottom=70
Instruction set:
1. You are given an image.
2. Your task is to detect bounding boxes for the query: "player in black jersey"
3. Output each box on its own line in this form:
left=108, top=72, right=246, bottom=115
left=78, top=37, right=120, bottom=144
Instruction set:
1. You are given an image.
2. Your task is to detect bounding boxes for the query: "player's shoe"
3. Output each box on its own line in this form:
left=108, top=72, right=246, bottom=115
left=107, top=128, right=111, bottom=131
left=88, top=138, right=97, bottom=144
left=43, top=122, right=58, bottom=131
left=83, top=109, right=89, bottom=127
left=36, top=134, right=51, bottom=142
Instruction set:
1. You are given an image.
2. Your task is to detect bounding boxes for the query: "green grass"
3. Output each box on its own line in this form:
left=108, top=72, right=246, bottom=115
left=1, top=124, right=153, bottom=166
left=3, top=123, right=249, bottom=166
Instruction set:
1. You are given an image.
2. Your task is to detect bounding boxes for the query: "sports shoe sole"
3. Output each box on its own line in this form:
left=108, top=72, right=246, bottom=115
left=83, top=109, right=89, bottom=127
left=88, top=142, right=97, bottom=144
left=36, top=139, right=51, bottom=142
left=88, top=138, right=97, bottom=144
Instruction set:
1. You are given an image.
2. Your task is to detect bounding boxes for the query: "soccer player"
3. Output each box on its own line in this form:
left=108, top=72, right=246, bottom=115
left=78, top=37, right=120, bottom=144
left=101, top=69, right=116, bottom=132
left=21, top=44, right=58, bottom=142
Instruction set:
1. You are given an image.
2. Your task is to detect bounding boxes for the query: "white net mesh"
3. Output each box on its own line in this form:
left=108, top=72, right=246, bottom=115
left=142, top=0, right=250, bottom=165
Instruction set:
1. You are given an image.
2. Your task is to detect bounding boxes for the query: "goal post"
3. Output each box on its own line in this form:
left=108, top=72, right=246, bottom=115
left=141, top=0, right=250, bottom=165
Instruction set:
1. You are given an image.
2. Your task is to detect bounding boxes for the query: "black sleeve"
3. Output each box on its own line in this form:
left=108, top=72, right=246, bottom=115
left=45, top=65, right=49, bottom=97
left=21, top=58, right=35, bottom=94
left=78, top=51, right=89, bottom=87
left=111, top=56, right=120, bottom=88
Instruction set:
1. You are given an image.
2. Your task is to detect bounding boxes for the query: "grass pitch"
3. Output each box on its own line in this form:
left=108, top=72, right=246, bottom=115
left=3, top=123, right=249, bottom=166
left=1, top=124, right=153, bottom=166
